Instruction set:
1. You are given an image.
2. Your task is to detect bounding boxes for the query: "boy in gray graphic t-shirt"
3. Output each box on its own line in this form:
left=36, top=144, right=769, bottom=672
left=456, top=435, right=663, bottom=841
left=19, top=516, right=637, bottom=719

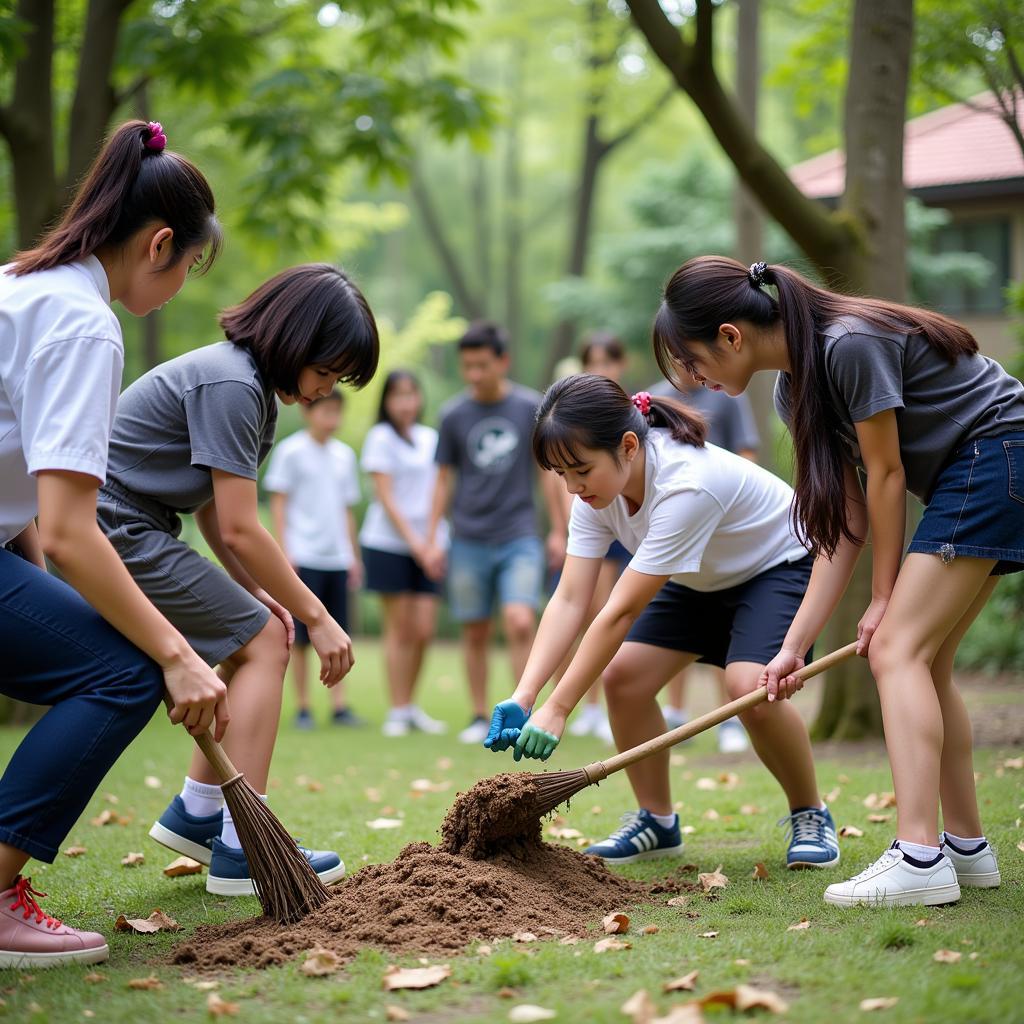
left=425, top=322, right=566, bottom=744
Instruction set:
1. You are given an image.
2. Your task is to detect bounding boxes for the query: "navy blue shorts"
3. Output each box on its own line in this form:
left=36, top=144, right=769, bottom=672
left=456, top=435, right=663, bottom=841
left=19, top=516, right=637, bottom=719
left=295, top=567, right=349, bottom=646
left=363, top=547, right=440, bottom=596
left=908, top=431, right=1024, bottom=575
left=625, top=555, right=813, bottom=668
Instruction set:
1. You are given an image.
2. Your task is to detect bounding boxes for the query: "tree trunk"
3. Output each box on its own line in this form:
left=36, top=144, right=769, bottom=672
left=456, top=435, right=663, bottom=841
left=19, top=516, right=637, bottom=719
left=731, top=0, right=776, bottom=471
left=471, top=153, right=492, bottom=299
left=503, top=45, right=526, bottom=375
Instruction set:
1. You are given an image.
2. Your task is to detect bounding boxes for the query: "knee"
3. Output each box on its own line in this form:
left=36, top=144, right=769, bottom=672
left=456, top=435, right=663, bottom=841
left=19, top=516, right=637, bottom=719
left=602, top=660, right=633, bottom=705
left=243, top=615, right=290, bottom=672
left=502, top=606, right=534, bottom=644
left=110, top=655, right=165, bottom=725
left=463, top=622, right=490, bottom=650
left=867, top=623, right=908, bottom=680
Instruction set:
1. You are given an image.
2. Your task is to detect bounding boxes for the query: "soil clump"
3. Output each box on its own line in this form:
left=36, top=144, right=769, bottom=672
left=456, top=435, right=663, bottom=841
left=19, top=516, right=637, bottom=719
left=173, top=772, right=648, bottom=971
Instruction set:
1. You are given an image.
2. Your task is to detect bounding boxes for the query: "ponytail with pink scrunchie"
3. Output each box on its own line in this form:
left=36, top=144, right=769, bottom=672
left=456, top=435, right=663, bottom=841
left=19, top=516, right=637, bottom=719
left=143, top=121, right=167, bottom=152
left=631, top=390, right=652, bottom=417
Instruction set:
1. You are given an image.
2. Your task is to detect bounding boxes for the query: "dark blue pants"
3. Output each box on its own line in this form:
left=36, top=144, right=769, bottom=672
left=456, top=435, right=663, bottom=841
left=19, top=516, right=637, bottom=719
left=0, top=549, right=164, bottom=862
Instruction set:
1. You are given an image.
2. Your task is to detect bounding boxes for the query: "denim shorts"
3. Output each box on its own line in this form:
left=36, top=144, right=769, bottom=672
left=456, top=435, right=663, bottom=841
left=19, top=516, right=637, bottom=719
left=447, top=535, right=545, bottom=622
left=625, top=555, right=814, bottom=668
left=363, top=546, right=440, bottom=596
left=908, top=431, right=1024, bottom=575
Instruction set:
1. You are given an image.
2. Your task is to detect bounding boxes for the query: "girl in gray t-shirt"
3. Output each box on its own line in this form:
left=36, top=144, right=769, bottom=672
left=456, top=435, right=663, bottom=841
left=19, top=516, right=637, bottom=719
left=653, top=255, right=1024, bottom=911
left=98, top=263, right=378, bottom=897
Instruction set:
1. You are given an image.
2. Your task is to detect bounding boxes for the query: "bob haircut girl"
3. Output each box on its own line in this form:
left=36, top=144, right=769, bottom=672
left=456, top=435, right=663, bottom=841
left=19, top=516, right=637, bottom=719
left=96, top=263, right=378, bottom=897
left=653, top=254, right=1024, bottom=907
left=485, top=374, right=840, bottom=872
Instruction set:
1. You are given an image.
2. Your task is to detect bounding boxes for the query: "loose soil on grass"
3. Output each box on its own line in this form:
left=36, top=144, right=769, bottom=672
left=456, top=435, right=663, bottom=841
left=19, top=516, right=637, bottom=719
left=173, top=773, right=650, bottom=971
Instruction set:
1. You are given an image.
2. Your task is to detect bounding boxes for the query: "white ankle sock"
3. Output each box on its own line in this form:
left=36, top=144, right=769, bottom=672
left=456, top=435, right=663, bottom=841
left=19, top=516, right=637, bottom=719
left=219, top=794, right=268, bottom=850
left=942, top=830, right=986, bottom=848
left=897, top=840, right=941, bottom=862
left=649, top=811, right=677, bottom=829
left=180, top=777, right=223, bottom=818
left=389, top=705, right=412, bottom=720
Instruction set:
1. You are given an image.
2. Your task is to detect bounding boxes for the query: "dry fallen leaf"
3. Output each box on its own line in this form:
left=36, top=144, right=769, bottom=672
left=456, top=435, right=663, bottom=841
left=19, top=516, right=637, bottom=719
left=641, top=925, right=660, bottom=936
left=839, top=825, right=865, bottom=838
left=163, top=856, right=202, bottom=878
left=698, top=931, right=719, bottom=939
left=512, top=931, right=538, bottom=943
left=860, top=997, right=900, bottom=1012
left=863, top=792, right=897, bottom=810
left=621, top=989, right=657, bottom=1024
left=206, top=992, right=240, bottom=1017
left=192, top=981, right=220, bottom=992
left=699, top=984, right=789, bottom=1014
left=143, top=775, right=162, bottom=789
left=558, top=935, right=580, bottom=946
left=366, top=817, right=403, bottom=830
left=126, top=975, right=163, bottom=991
left=696, top=777, right=718, bottom=791
left=651, top=1007, right=704, bottom=1024
left=386, top=1006, right=412, bottom=1022
left=664, top=970, right=699, bottom=992
left=83, top=973, right=106, bottom=984
left=824, top=786, right=841, bottom=803
left=698, top=864, right=728, bottom=892
left=1003, top=757, right=1023, bottom=770
left=933, top=949, right=962, bottom=964
left=508, top=1007, right=557, bottom=1023
left=787, top=918, right=811, bottom=932
left=1016, top=840, right=1024, bottom=854
left=751, top=862, right=769, bottom=881
left=702, top=809, right=720, bottom=821
left=63, top=846, right=87, bottom=858
left=593, top=937, right=631, bottom=953
left=115, top=909, right=180, bottom=934
left=734, top=959, right=750, bottom=966
left=602, top=912, right=630, bottom=934
left=383, top=964, right=452, bottom=991
left=477, top=944, right=493, bottom=956
left=90, top=809, right=131, bottom=827
left=548, top=826, right=584, bottom=840
left=302, top=947, right=342, bottom=976
left=867, top=814, right=891, bottom=824
left=739, top=804, right=762, bottom=816
left=666, top=896, right=689, bottom=907
left=121, top=852, right=145, bottom=867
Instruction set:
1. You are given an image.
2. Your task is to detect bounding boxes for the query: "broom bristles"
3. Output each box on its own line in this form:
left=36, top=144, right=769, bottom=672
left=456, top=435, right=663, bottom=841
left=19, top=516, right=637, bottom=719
left=530, top=766, right=600, bottom=817
left=222, top=775, right=331, bottom=925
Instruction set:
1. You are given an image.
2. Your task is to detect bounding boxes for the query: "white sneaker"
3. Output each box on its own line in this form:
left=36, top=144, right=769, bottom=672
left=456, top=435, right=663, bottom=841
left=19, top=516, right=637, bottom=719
left=717, top=718, right=749, bottom=753
left=458, top=717, right=490, bottom=744
left=663, top=706, right=688, bottom=731
left=824, top=842, right=960, bottom=908
left=382, top=714, right=411, bottom=738
left=568, top=704, right=603, bottom=737
left=595, top=714, right=615, bottom=745
left=941, top=834, right=1000, bottom=888
left=407, top=705, right=447, bottom=735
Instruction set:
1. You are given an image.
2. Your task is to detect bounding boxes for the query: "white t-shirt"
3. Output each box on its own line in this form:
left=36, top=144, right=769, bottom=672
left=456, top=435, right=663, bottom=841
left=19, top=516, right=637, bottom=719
left=567, top=430, right=807, bottom=592
left=263, top=431, right=360, bottom=571
left=0, top=256, right=123, bottom=544
left=358, top=422, right=447, bottom=554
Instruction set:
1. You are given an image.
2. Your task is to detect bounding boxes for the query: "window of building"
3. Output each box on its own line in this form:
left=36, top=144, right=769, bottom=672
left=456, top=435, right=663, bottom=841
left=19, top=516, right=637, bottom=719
left=931, top=216, right=1012, bottom=315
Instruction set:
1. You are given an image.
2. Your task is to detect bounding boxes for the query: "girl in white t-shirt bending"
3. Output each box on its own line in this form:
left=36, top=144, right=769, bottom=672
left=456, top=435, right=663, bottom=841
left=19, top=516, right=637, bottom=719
left=485, top=374, right=835, bottom=870
left=360, top=370, right=446, bottom=737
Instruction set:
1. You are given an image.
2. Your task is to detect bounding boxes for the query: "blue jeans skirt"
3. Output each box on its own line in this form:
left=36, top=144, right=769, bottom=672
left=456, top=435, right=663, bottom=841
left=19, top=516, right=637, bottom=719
left=908, top=431, right=1024, bottom=575
left=0, top=549, right=164, bottom=862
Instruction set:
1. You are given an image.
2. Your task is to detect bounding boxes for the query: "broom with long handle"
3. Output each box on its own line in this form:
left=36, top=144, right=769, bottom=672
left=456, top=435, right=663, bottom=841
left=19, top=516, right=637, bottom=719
left=529, top=641, right=860, bottom=818
left=163, top=696, right=331, bottom=924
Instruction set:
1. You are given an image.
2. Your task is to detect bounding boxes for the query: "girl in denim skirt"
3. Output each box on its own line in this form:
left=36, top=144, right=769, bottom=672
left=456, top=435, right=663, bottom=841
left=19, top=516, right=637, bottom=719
left=653, top=255, right=1024, bottom=908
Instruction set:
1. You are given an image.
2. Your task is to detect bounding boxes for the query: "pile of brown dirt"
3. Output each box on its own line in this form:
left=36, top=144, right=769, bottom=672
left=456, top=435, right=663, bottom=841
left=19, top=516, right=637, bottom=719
left=173, top=772, right=648, bottom=971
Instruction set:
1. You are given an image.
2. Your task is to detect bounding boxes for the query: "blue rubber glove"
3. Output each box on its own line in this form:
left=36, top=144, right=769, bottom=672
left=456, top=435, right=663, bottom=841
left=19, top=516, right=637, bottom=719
left=513, top=722, right=561, bottom=762
left=483, top=699, right=531, bottom=752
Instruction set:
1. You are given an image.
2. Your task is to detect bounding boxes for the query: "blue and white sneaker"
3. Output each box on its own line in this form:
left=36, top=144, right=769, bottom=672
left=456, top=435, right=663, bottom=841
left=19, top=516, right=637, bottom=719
left=584, top=810, right=685, bottom=864
left=148, top=796, right=222, bottom=866
left=206, top=837, right=346, bottom=896
left=779, top=805, right=840, bottom=869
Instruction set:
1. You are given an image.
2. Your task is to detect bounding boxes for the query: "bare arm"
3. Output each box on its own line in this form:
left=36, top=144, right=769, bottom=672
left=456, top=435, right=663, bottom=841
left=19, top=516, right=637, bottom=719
left=370, top=471, right=426, bottom=556
left=425, top=463, right=452, bottom=546
left=346, top=506, right=363, bottom=589
left=9, top=520, right=45, bottom=569
left=541, top=467, right=569, bottom=570
left=36, top=471, right=228, bottom=738
left=509, top=554, right=603, bottom=709
left=195, top=500, right=261, bottom=594
left=268, top=492, right=288, bottom=554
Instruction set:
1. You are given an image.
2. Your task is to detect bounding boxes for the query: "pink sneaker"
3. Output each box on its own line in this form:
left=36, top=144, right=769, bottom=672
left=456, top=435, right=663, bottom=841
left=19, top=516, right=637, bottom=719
left=0, top=877, right=109, bottom=968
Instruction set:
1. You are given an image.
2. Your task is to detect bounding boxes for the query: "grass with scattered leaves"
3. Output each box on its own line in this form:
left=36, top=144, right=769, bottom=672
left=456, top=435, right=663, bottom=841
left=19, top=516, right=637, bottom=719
left=0, top=642, right=1021, bottom=1023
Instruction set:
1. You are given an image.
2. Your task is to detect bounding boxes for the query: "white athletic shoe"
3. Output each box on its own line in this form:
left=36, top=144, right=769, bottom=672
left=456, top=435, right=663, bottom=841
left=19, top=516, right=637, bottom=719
left=568, top=704, right=605, bottom=737
left=595, top=713, right=615, bottom=745
left=662, top=706, right=688, bottom=731
left=407, top=705, right=447, bottom=734
left=717, top=718, right=749, bottom=753
left=824, top=842, right=960, bottom=908
left=382, top=714, right=411, bottom=738
left=458, top=717, right=490, bottom=744
left=941, top=834, right=1001, bottom=888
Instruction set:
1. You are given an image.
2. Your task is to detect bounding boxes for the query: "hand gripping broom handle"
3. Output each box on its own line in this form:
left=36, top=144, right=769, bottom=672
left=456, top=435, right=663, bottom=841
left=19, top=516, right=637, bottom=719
left=161, top=694, right=244, bottom=786
left=580, top=641, right=859, bottom=785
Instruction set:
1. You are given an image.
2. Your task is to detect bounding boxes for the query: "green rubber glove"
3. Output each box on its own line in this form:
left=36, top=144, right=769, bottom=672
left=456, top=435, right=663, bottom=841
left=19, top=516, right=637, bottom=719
left=513, top=722, right=560, bottom=762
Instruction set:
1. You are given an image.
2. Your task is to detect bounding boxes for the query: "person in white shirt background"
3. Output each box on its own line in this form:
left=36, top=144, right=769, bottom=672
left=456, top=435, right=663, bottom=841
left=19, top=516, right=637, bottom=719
left=266, top=388, right=365, bottom=729
left=359, top=370, right=447, bottom=737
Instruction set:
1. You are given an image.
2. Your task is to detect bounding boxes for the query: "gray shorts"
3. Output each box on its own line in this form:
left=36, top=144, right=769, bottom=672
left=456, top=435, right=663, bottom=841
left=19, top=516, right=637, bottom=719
left=97, top=484, right=270, bottom=667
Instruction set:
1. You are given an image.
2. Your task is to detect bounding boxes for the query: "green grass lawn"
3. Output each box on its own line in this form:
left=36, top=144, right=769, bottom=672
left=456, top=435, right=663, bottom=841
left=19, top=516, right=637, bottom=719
left=1, top=641, right=1021, bottom=1023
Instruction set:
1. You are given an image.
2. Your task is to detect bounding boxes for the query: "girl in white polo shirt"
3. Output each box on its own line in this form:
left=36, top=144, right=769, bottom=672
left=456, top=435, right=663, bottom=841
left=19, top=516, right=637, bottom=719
left=485, top=374, right=837, bottom=870
left=0, top=120, right=224, bottom=967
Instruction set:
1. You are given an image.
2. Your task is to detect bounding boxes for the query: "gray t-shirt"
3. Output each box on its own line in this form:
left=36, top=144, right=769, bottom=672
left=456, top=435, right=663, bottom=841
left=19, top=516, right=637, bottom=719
left=105, top=341, right=278, bottom=514
left=649, top=379, right=760, bottom=454
left=774, top=315, right=1024, bottom=501
left=435, top=383, right=541, bottom=543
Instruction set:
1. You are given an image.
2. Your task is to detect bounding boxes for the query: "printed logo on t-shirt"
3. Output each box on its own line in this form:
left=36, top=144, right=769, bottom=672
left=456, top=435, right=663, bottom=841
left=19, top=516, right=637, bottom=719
left=466, top=417, right=520, bottom=474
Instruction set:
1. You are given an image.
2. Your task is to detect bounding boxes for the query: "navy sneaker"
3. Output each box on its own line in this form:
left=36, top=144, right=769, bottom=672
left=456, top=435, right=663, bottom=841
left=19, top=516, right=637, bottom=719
left=295, top=708, right=315, bottom=730
left=332, top=707, right=367, bottom=728
left=584, top=810, right=685, bottom=864
left=206, top=837, right=346, bottom=896
left=780, top=805, right=840, bottom=869
left=148, top=795, right=222, bottom=866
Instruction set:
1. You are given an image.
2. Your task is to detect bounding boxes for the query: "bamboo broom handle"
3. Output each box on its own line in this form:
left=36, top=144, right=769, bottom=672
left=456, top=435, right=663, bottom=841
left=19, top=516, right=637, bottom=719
left=591, top=641, right=860, bottom=780
left=161, top=693, right=243, bottom=784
